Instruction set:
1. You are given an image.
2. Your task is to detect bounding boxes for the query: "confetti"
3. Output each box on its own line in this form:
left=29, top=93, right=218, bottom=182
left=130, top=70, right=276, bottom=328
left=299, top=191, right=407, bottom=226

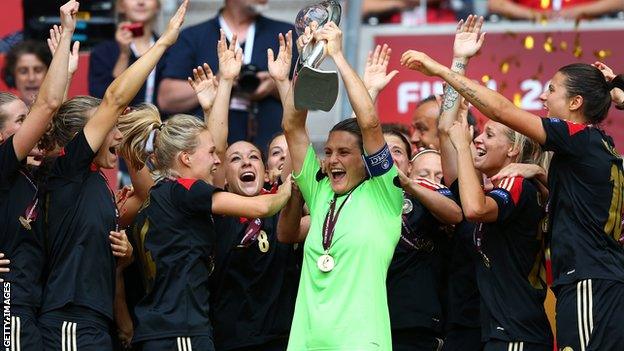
left=513, top=93, right=522, bottom=107
left=524, top=36, right=535, bottom=50
left=481, top=75, right=491, bottom=83
left=593, top=49, right=612, bottom=59
left=559, top=41, right=568, bottom=51
left=573, top=46, right=583, bottom=58
left=540, top=0, right=550, bottom=9
left=544, top=36, right=555, bottom=53
left=500, top=61, right=510, bottom=74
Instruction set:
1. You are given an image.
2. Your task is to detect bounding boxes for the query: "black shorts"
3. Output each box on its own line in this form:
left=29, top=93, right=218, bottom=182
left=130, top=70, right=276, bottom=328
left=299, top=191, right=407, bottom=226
left=7, top=306, right=43, bottom=351
left=483, top=340, right=550, bottom=351
left=556, top=279, right=624, bottom=351
left=442, top=326, right=483, bottom=351
left=39, top=306, right=112, bottom=351
left=392, top=327, right=444, bottom=351
left=139, top=336, right=214, bottom=351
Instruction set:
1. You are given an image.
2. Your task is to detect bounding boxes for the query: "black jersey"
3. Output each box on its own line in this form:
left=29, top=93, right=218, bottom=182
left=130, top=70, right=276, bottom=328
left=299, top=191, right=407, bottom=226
left=541, top=118, right=624, bottom=289
left=447, top=181, right=481, bottom=330
left=131, top=178, right=220, bottom=343
left=0, top=137, right=46, bottom=309
left=386, top=179, right=454, bottom=333
left=477, top=176, right=552, bottom=345
left=210, top=214, right=301, bottom=350
left=42, top=132, right=117, bottom=319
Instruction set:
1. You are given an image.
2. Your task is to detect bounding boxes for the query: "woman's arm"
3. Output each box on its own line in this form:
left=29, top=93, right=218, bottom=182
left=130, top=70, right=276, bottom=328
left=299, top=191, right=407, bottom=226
left=118, top=165, right=153, bottom=228
left=361, top=44, right=399, bottom=104
left=12, top=0, right=77, bottom=160
left=46, top=24, right=80, bottom=102
left=83, top=0, right=189, bottom=152
left=277, top=183, right=311, bottom=243
left=398, top=169, right=462, bottom=224
left=448, top=118, right=499, bottom=223
left=439, top=15, right=485, bottom=185
left=318, top=22, right=384, bottom=154
left=401, top=50, right=547, bottom=145
left=269, top=30, right=310, bottom=174
left=212, top=178, right=292, bottom=218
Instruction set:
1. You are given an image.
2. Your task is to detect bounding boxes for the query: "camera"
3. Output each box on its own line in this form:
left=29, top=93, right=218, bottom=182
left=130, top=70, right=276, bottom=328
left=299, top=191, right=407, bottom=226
left=238, top=64, right=261, bottom=94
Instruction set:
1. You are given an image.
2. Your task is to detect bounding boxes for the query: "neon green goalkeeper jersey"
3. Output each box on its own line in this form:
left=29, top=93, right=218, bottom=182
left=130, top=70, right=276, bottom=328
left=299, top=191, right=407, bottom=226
left=288, top=145, right=403, bottom=350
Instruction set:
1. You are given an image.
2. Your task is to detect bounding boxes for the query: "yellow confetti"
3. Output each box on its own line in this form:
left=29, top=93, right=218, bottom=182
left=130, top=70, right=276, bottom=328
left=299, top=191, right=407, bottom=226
left=540, top=0, right=550, bottom=9
left=500, top=81, right=508, bottom=93
left=559, top=41, right=568, bottom=51
left=481, top=75, right=491, bottom=83
left=524, top=36, right=535, bottom=50
left=593, top=49, right=612, bottom=59
left=539, top=15, right=549, bottom=25
left=513, top=93, right=522, bottom=107
left=544, top=36, right=555, bottom=53
left=573, top=45, right=583, bottom=58
left=500, top=62, right=510, bottom=74
left=76, top=11, right=91, bottom=20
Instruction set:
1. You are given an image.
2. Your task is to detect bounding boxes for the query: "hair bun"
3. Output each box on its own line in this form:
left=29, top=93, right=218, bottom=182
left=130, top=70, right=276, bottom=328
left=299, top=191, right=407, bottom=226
left=611, top=75, right=624, bottom=91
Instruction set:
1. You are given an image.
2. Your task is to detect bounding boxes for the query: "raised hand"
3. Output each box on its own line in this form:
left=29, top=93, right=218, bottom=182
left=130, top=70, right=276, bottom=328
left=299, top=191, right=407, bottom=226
left=188, top=63, right=218, bottom=111
left=447, top=111, right=472, bottom=150
left=268, top=31, right=293, bottom=82
left=592, top=61, right=616, bottom=81
left=400, top=50, right=443, bottom=77
left=296, top=21, right=317, bottom=54
left=315, top=21, right=342, bottom=58
left=158, top=0, right=189, bottom=47
left=217, top=29, right=242, bottom=80
left=59, top=0, right=79, bottom=33
left=453, top=15, right=485, bottom=59
left=363, top=44, right=398, bottom=94
left=47, top=25, right=80, bottom=75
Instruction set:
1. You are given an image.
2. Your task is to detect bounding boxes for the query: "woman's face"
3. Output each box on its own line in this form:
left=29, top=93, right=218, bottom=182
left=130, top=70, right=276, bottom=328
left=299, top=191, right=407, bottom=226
left=185, top=130, right=221, bottom=184
left=225, top=141, right=265, bottom=197
left=384, top=133, right=410, bottom=175
left=0, top=99, right=28, bottom=143
left=410, top=152, right=443, bottom=184
left=266, top=134, right=287, bottom=179
left=94, top=126, right=123, bottom=169
left=14, top=54, right=47, bottom=106
left=119, top=0, right=160, bottom=23
left=473, top=121, right=514, bottom=177
left=539, top=71, right=572, bottom=119
left=324, top=131, right=366, bottom=195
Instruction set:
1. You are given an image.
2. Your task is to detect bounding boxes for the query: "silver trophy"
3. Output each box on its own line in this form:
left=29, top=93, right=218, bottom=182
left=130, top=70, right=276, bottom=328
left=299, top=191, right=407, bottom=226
left=293, top=0, right=342, bottom=112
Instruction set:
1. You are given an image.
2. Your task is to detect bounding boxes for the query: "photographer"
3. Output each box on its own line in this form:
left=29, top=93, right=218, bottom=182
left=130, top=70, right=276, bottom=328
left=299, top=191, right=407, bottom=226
left=157, top=0, right=298, bottom=149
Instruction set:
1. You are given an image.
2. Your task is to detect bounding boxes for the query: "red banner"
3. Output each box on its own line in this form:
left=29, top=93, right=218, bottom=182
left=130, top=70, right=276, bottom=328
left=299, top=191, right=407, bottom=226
left=374, top=27, right=624, bottom=152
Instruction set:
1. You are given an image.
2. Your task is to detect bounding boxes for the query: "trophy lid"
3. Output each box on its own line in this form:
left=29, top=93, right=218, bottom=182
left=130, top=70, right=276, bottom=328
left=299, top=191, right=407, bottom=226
left=295, top=0, right=342, bottom=35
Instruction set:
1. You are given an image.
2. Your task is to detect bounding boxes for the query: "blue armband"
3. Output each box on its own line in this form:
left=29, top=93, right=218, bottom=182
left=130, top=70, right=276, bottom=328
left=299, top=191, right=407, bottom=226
left=362, top=143, right=393, bottom=178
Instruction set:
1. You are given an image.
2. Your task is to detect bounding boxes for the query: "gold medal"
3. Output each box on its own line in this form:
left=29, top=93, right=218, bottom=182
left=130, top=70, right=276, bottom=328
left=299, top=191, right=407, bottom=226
left=317, top=253, right=335, bottom=272
left=257, top=230, right=270, bottom=253
left=19, top=216, right=32, bottom=230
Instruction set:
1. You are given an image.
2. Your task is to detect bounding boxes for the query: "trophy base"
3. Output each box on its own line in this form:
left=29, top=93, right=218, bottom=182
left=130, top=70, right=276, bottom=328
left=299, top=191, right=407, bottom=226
left=294, top=66, right=339, bottom=112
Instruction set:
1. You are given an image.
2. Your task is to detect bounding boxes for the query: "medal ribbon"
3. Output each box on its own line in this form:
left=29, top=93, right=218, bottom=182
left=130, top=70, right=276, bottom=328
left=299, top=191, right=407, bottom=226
left=239, top=218, right=263, bottom=247
left=321, top=183, right=362, bottom=252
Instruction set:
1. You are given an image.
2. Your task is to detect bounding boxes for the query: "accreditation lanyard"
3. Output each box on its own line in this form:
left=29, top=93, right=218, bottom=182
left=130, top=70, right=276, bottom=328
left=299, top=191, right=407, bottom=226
left=321, top=184, right=361, bottom=253
left=218, top=15, right=256, bottom=65
left=130, top=37, right=156, bottom=104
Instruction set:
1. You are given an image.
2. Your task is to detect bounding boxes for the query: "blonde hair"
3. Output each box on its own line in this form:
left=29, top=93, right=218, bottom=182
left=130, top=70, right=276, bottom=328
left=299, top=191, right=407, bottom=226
left=0, top=92, right=20, bottom=130
left=504, top=127, right=548, bottom=168
left=40, top=95, right=101, bottom=151
left=120, top=110, right=209, bottom=177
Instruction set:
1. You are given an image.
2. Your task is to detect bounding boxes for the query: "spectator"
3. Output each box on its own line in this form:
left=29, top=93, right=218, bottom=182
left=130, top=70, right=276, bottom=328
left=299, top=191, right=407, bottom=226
left=2, top=40, right=52, bottom=107
left=157, top=0, right=297, bottom=150
left=89, top=0, right=163, bottom=107
left=488, top=0, right=624, bottom=20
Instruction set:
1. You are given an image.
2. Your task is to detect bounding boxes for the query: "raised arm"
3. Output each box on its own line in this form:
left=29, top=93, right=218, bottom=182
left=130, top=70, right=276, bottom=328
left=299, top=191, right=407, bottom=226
left=401, top=49, right=547, bottom=145
left=439, top=15, right=485, bottom=185
left=362, top=44, right=399, bottom=103
left=270, top=30, right=309, bottom=174
left=83, top=0, right=188, bottom=152
left=318, top=22, right=384, bottom=154
left=212, top=177, right=292, bottom=218
left=46, top=24, right=80, bottom=102
left=277, top=183, right=311, bottom=243
left=12, top=0, right=77, bottom=160
left=398, top=169, right=463, bottom=224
